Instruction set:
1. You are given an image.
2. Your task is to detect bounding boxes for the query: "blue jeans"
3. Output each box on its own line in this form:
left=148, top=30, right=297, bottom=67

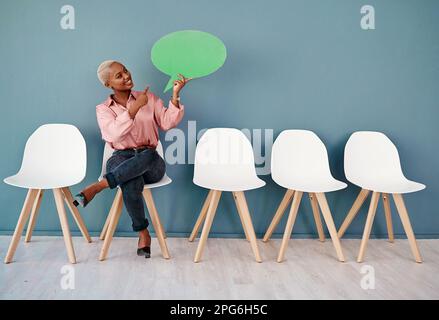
left=104, top=147, right=166, bottom=232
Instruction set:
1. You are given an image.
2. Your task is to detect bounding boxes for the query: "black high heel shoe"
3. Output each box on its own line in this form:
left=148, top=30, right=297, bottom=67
left=73, top=192, right=89, bottom=208
left=137, top=246, right=151, bottom=258
left=137, top=237, right=151, bottom=258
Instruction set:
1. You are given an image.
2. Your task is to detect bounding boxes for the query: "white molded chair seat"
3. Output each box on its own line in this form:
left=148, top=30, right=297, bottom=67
left=274, top=176, right=347, bottom=194
left=193, top=128, right=265, bottom=192
left=4, top=173, right=85, bottom=190
left=193, top=169, right=265, bottom=192
left=98, top=141, right=171, bottom=261
left=264, top=130, right=346, bottom=262
left=4, top=124, right=86, bottom=189
left=345, top=131, right=425, bottom=194
left=340, top=131, right=425, bottom=263
left=349, top=177, right=425, bottom=194
left=271, top=130, right=347, bottom=193
left=3, top=124, right=90, bottom=264
left=190, top=128, right=264, bottom=263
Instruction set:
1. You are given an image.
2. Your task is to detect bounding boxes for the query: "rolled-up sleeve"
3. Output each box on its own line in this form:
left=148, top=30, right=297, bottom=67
left=96, top=105, right=134, bottom=143
left=152, top=94, right=185, bottom=131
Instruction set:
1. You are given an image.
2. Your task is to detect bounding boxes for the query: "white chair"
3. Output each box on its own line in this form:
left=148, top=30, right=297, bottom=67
left=98, top=141, right=170, bottom=261
left=339, top=131, right=425, bottom=263
left=263, top=130, right=346, bottom=262
left=4, top=124, right=91, bottom=264
left=189, top=128, right=265, bottom=263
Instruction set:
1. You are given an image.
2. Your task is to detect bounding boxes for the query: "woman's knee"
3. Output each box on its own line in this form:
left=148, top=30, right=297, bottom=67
left=120, top=176, right=144, bottom=196
left=143, top=157, right=166, bottom=184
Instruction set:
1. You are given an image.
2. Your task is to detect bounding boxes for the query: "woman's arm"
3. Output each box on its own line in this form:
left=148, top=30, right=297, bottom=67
left=128, top=87, right=149, bottom=119
left=96, top=105, right=134, bottom=143
left=172, top=74, right=191, bottom=108
left=152, top=93, right=185, bottom=131
left=152, top=73, right=191, bottom=130
left=171, top=91, right=180, bottom=108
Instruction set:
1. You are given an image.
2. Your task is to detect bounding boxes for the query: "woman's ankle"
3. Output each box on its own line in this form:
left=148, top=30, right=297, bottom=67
left=98, top=178, right=109, bottom=190
left=138, top=229, right=151, bottom=248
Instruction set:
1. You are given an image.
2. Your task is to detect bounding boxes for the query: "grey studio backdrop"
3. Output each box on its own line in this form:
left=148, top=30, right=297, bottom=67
left=1, top=0, right=438, bottom=239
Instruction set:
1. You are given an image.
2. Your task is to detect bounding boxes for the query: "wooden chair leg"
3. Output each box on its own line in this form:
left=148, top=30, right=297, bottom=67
left=194, top=190, right=221, bottom=263
left=99, top=210, right=111, bottom=241
left=309, top=193, right=325, bottom=242
left=232, top=192, right=250, bottom=241
left=382, top=193, right=394, bottom=243
left=277, top=191, right=302, bottom=263
left=99, top=189, right=122, bottom=240
left=189, top=190, right=213, bottom=242
left=315, top=193, right=345, bottom=262
left=99, top=189, right=123, bottom=261
left=338, top=189, right=370, bottom=238
left=161, top=221, right=167, bottom=239
left=24, top=189, right=44, bottom=243
left=142, top=188, right=170, bottom=259
left=145, top=190, right=167, bottom=240
left=53, top=188, right=76, bottom=264
left=234, top=191, right=262, bottom=263
left=4, top=189, right=39, bottom=264
left=357, top=191, right=380, bottom=263
left=61, top=187, right=92, bottom=243
left=392, top=194, right=422, bottom=263
left=263, top=189, right=294, bottom=242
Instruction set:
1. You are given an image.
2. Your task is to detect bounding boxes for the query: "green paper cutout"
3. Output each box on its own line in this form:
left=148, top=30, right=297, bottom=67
left=151, top=30, right=227, bottom=92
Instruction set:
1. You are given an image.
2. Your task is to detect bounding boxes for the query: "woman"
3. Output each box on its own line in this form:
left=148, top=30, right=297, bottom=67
left=75, top=60, right=191, bottom=258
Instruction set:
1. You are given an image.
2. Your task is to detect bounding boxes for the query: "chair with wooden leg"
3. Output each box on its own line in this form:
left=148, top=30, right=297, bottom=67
left=263, top=130, right=346, bottom=263
left=98, top=141, right=170, bottom=261
left=3, top=124, right=91, bottom=264
left=189, top=128, right=265, bottom=263
left=339, top=131, right=425, bottom=263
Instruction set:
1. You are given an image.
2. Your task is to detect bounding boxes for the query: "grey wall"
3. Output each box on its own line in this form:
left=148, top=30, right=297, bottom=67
left=1, top=0, right=438, bottom=238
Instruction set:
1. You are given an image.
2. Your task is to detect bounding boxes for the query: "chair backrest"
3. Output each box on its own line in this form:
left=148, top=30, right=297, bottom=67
left=271, top=130, right=333, bottom=185
left=193, top=128, right=257, bottom=187
left=98, top=141, right=165, bottom=180
left=17, top=124, right=86, bottom=184
left=344, top=131, right=404, bottom=185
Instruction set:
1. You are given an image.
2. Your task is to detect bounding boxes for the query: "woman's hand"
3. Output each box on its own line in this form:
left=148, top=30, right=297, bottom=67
left=128, top=86, right=149, bottom=119
left=173, top=74, right=192, bottom=96
left=136, top=86, right=150, bottom=106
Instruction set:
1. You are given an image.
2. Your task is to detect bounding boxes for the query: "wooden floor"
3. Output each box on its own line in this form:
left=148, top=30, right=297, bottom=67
left=1, top=236, right=438, bottom=299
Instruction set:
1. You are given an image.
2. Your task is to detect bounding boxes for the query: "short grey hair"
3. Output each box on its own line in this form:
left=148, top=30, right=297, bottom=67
left=97, top=60, right=117, bottom=86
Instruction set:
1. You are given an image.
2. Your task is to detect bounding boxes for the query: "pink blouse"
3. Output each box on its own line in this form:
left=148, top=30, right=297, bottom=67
left=96, top=90, right=184, bottom=150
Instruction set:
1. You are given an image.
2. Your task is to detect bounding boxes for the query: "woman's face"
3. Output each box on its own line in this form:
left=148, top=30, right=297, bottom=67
left=106, top=62, right=134, bottom=91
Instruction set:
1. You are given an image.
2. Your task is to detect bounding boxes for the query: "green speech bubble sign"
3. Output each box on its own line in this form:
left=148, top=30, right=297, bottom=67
left=151, top=30, right=227, bottom=92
